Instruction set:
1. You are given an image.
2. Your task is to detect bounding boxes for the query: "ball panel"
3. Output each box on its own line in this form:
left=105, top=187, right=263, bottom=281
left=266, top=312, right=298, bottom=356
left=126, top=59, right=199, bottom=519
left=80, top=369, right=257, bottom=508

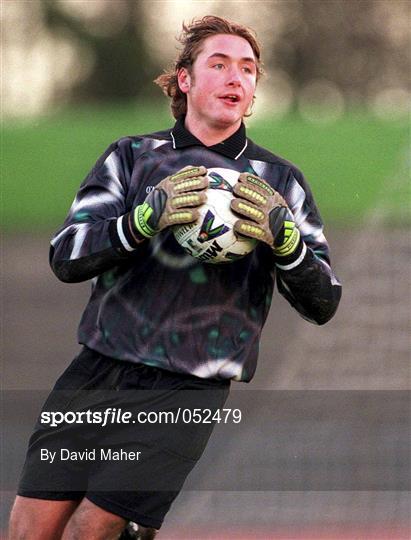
left=173, top=168, right=257, bottom=264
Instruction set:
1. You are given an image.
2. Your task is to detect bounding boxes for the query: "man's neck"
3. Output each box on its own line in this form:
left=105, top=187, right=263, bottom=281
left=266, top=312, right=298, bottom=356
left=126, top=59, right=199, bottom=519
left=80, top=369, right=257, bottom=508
left=184, top=114, right=241, bottom=147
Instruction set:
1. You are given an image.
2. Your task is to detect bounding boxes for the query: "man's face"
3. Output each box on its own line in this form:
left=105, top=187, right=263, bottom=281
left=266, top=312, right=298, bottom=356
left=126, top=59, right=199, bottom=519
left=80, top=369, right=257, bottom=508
left=179, top=34, right=258, bottom=131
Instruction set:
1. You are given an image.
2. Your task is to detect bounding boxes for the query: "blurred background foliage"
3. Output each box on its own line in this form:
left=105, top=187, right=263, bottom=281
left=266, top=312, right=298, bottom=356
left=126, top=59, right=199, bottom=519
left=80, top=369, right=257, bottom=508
left=2, top=0, right=410, bottom=231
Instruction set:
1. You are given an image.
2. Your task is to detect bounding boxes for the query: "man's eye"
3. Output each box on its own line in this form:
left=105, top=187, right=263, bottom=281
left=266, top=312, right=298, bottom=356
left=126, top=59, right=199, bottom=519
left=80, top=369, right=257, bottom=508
left=242, top=66, right=253, bottom=74
left=213, top=64, right=224, bottom=70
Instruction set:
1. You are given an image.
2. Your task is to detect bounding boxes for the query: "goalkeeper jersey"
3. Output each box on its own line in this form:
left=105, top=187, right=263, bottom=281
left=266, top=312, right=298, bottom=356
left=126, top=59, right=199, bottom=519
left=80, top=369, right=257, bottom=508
left=49, top=117, right=341, bottom=382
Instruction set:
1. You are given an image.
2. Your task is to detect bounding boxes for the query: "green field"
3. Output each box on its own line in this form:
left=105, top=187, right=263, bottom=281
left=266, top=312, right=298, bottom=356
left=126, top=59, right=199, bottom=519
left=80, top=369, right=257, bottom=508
left=2, top=103, right=409, bottom=231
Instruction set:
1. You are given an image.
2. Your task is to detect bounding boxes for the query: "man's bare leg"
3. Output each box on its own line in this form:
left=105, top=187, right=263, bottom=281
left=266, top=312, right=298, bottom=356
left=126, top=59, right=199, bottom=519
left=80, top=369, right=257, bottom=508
left=62, top=497, right=127, bottom=540
left=8, top=495, right=80, bottom=540
left=63, top=498, right=158, bottom=540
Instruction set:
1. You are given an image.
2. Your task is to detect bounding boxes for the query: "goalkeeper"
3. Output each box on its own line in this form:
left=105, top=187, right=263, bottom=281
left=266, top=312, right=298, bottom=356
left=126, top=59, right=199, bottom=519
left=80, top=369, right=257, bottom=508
left=10, top=15, right=341, bottom=540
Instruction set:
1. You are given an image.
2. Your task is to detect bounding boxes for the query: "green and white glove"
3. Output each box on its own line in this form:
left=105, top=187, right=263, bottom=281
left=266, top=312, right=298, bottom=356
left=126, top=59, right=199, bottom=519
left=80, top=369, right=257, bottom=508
left=231, top=172, right=303, bottom=261
left=129, top=166, right=208, bottom=242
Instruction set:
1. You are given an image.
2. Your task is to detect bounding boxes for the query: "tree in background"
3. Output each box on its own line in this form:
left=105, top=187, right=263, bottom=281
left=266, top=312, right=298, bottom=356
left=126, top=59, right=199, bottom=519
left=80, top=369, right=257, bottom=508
left=273, top=0, right=410, bottom=105
left=42, top=0, right=158, bottom=102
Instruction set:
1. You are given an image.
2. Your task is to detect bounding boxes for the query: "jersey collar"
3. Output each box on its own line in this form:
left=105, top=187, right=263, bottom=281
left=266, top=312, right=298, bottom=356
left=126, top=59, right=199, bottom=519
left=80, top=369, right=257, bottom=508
left=170, top=116, right=248, bottom=160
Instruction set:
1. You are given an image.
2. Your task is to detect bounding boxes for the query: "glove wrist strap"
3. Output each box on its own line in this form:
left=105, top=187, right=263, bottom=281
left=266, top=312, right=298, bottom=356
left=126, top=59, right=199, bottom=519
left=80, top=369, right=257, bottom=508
left=273, top=223, right=300, bottom=257
left=273, top=233, right=305, bottom=268
left=133, top=203, right=157, bottom=238
left=120, top=209, right=150, bottom=249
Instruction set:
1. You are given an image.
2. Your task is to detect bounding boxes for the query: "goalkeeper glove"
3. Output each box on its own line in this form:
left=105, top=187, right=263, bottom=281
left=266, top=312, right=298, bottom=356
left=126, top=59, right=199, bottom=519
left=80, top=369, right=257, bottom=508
left=231, top=172, right=303, bottom=261
left=129, top=165, right=208, bottom=242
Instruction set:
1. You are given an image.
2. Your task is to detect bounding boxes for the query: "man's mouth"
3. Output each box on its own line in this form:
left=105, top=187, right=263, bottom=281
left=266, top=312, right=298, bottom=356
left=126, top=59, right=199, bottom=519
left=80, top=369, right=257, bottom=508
left=220, top=94, right=241, bottom=104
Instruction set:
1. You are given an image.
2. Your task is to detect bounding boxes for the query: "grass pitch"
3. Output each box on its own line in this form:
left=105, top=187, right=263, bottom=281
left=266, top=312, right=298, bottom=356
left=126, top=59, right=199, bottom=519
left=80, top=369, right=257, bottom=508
left=2, top=103, right=409, bottom=231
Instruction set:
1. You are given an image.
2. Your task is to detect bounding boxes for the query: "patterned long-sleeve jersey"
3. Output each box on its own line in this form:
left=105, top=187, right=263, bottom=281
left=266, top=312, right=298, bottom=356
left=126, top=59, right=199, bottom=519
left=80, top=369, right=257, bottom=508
left=49, top=118, right=341, bottom=382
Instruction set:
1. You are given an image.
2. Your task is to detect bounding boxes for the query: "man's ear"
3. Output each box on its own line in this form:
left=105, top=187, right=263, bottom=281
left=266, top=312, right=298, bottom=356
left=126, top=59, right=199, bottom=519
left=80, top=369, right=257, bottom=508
left=177, top=68, right=191, bottom=94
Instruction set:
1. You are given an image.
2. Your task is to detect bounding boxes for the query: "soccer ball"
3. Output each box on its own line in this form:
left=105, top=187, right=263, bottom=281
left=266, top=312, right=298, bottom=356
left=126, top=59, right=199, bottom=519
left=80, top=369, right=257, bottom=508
left=173, top=167, right=257, bottom=264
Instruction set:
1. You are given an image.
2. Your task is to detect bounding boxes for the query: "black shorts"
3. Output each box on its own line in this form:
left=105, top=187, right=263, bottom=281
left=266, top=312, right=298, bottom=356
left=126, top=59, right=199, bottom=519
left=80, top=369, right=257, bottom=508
left=18, top=347, right=230, bottom=529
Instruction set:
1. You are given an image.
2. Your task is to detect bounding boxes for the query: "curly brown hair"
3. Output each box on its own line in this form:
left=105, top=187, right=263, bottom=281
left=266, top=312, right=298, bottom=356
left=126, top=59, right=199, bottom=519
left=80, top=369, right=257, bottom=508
left=154, top=15, right=264, bottom=119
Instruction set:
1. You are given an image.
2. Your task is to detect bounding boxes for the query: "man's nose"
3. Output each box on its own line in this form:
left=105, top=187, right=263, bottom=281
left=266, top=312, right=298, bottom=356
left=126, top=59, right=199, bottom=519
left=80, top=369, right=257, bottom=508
left=226, top=67, right=242, bottom=86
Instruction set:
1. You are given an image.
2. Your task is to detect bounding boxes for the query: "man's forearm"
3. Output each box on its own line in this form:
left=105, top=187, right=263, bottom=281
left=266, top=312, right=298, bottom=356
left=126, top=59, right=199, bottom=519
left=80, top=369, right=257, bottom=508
left=276, top=247, right=342, bottom=325
left=49, top=218, right=141, bottom=283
